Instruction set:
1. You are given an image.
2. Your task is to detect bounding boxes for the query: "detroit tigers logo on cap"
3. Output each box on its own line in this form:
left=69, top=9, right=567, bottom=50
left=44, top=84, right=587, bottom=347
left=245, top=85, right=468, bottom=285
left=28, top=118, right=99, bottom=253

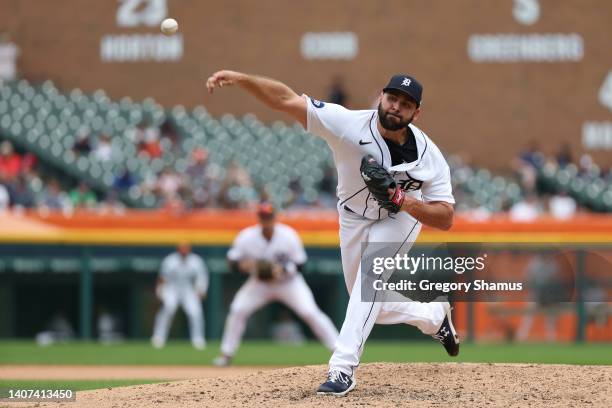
left=310, top=97, right=325, bottom=108
left=383, top=74, right=423, bottom=107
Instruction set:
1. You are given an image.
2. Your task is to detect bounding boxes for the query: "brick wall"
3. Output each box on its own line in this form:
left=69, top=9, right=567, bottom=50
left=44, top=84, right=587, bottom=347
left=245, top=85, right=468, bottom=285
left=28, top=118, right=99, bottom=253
left=1, top=0, right=611, bottom=169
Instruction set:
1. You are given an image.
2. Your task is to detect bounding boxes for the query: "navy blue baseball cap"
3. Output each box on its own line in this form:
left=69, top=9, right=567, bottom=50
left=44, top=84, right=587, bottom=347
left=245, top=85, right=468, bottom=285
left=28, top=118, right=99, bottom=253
left=383, top=74, right=423, bottom=107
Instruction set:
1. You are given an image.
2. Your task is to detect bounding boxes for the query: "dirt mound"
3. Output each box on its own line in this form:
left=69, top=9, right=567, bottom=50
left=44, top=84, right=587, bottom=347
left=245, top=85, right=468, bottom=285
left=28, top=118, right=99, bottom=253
left=29, top=363, right=612, bottom=407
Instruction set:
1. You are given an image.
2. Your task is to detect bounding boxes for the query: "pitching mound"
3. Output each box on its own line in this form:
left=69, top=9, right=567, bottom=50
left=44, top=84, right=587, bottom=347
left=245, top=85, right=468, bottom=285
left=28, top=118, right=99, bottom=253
left=33, top=362, right=611, bottom=408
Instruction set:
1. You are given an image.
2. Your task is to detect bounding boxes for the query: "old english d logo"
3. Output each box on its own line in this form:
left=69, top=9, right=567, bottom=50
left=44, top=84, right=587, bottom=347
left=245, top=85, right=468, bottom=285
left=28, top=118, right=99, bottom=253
left=398, top=175, right=423, bottom=191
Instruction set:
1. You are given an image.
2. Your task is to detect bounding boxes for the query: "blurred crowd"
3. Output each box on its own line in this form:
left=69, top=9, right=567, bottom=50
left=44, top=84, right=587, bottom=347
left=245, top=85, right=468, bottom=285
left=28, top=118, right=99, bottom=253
left=0, top=134, right=338, bottom=214
left=69, top=115, right=339, bottom=212
left=1, top=68, right=609, bottom=218
left=0, top=139, right=125, bottom=214
left=452, top=141, right=611, bottom=221
left=2, top=127, right=610, bottom=218
left=509, top=141, right=610, bottom=220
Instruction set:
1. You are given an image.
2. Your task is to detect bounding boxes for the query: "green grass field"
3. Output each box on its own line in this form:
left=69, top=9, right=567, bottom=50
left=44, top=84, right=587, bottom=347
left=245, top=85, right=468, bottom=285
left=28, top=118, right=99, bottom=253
left=1, top=340, right=611, bottom=366
left=1, top=341, right=610, bottom=393
left=0, top=379, right=160, bottom=391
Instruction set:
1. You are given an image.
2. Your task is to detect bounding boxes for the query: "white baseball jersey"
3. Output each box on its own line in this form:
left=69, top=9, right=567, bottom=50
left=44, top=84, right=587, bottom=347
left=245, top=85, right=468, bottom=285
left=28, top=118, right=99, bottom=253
left=153, top=252, right=208, bottom=348
left=304, top=96, right=454, bottom=220
left=160, top=252, right=209, bottom=294
left=303, top=95, right=454, bottom=377
left=220, top=223, right=338, bottom=356
left=227, top=223, right=307, bottom=275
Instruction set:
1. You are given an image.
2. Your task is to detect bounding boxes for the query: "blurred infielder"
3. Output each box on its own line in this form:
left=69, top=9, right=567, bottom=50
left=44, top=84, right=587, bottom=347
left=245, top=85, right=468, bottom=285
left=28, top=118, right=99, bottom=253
left=206, top=71, right=459, bottom=395
left=152, top=241, right=208, bottom=350
left=213, top=203, right=338, bottom=366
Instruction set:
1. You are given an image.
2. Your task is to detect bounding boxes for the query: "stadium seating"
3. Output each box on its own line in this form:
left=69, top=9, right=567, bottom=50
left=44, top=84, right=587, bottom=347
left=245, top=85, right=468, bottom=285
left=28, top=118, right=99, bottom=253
left=0, top=79, right=338, bottom=208
left=538, top=162, right=612, bottom=212
left=450, top=160, right=524, bottom=213
left=8, top=78, right=608, bottom=212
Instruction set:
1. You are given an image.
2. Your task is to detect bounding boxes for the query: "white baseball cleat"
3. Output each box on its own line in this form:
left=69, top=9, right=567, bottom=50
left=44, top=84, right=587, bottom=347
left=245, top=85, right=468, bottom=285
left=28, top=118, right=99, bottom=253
left=192, top=339, right=206, bottom=350
left=212, top=355, right=232, bottom=367
left=151, top=336, right=165, bottom=349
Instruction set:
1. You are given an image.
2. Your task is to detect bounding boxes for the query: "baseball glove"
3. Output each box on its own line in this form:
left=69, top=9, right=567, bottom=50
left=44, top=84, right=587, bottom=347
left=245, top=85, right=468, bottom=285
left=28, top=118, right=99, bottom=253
left=255, top=260, right=284, bottom=282
left=360, top=154, right=405, bottom=213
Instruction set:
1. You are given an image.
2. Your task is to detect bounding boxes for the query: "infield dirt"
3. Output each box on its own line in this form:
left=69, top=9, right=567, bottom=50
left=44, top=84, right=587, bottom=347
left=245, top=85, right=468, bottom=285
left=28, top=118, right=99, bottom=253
left=10, top=362, right=612, bottom=407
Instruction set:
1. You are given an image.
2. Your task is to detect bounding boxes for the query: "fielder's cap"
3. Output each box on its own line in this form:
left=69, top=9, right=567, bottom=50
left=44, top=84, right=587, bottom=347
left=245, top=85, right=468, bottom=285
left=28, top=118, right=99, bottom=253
left=257, top=202, right=275, bottom=218
left=383, top=74, right=423, bottom=107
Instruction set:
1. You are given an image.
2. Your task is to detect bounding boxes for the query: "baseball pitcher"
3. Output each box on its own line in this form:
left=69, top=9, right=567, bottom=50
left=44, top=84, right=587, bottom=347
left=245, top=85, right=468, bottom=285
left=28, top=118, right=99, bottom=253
left=206, top=71, right=459, bottom=396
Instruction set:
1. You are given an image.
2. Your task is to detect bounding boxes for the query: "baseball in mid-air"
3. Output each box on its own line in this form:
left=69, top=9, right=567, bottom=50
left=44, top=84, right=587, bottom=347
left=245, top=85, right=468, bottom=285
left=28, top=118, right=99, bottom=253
left=160, top=18, right=178, bottom=36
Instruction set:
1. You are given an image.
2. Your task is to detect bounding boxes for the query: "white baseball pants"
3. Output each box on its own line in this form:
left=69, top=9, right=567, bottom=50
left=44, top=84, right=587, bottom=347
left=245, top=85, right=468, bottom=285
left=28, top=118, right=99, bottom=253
left=152, top=286, right=205, bottom=347
left=329, top=206, right=446, bottom=376
left=220, top=274, right=338, bottom=356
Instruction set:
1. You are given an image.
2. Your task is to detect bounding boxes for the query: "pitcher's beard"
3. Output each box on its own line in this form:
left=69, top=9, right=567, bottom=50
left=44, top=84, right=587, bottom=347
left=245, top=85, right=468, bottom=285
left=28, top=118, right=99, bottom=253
left=378, top=103, right=414, bottom=131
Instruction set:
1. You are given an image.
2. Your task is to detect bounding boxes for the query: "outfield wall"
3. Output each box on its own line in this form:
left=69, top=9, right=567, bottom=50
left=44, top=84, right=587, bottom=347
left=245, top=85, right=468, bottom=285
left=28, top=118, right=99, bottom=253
left=0, top=211, right=610, bottom=342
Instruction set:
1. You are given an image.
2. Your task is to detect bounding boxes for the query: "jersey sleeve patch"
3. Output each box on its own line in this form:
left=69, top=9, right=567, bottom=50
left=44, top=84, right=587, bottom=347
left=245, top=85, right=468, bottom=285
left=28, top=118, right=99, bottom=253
left=309, top=97, right=325, bottom=108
